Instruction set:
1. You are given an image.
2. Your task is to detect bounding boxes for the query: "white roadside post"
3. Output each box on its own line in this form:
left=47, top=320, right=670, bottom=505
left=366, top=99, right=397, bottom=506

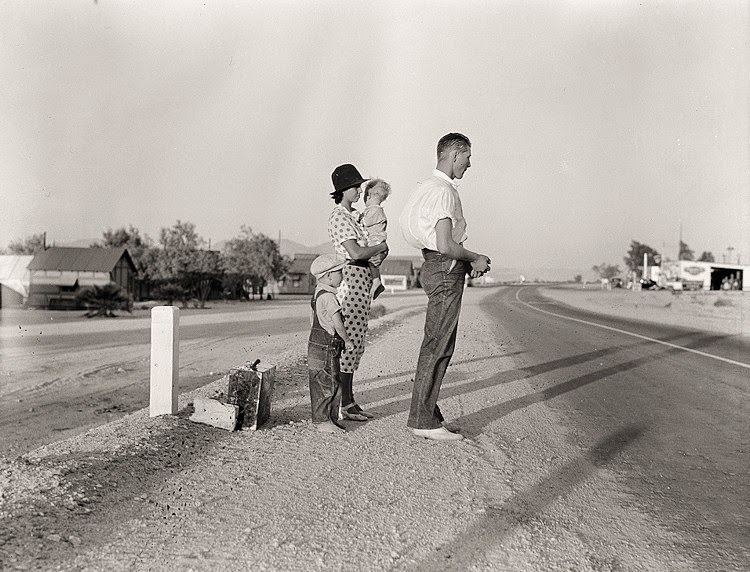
left=150, top=306, right=179, bottom=417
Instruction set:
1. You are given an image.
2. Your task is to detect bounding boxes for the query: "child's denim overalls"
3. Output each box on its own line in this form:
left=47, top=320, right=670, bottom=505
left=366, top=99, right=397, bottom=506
left=307, top=290, right=345, bottom=423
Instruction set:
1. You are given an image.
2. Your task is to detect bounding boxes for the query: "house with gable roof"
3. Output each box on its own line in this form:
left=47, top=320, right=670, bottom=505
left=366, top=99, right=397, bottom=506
left=277, top=253, right=422, bottom=296
left=378, top=256, right=421, bottom=290
left=278, top=253, right=318, bottom=295
left=26, top=247, right=136, bottom=309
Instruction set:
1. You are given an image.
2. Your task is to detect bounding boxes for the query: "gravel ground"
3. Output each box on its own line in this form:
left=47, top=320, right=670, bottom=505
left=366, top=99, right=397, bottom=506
left=1, top=286, right=744, bottom=570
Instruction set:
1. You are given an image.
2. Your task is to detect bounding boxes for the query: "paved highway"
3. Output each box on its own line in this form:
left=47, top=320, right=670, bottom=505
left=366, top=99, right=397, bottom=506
left=465, top=286, right=749, bottom=570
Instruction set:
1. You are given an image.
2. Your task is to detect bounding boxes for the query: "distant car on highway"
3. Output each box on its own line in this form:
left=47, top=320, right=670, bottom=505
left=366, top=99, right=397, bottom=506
left=639, top=278, right=660, bottom=290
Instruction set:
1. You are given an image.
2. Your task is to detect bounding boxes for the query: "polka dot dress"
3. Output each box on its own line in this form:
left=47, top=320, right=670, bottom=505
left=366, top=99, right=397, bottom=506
left=328, top=204, right=369, bottom=259
left=336, top=264, right=373, bottom=373
left=328, top=203, right=373, bottom=373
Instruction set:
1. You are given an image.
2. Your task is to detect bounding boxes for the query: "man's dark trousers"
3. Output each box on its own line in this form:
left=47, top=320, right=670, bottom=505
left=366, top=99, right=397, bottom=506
left=407, top=249, right=468, bottom=429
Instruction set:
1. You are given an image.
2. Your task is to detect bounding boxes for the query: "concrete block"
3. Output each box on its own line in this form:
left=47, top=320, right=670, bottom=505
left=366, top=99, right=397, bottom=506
left=227, top=361, right=276, bottom=430
left=189, top=397, right=238, bottom=431
left=150, top=306, right=179, bottom=417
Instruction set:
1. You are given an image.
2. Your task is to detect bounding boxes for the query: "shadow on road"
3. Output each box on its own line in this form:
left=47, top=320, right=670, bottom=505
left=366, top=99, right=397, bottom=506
left=411, top=424, right=647, bottom=570
left=335, top=329, right=727, bottom=436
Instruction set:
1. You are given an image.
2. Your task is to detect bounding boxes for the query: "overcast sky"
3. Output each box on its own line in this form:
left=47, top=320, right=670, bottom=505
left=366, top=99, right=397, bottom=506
left=2, top=0, right=748, bottom=279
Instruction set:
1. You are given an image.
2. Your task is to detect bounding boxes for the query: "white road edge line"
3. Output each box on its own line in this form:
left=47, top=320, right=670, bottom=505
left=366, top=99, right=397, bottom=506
left=515, top=288, right=750, bottom=371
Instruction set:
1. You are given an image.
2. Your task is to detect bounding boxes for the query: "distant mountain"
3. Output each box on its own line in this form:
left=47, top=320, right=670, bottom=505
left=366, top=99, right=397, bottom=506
left=279, top=239, right=334, bottom=257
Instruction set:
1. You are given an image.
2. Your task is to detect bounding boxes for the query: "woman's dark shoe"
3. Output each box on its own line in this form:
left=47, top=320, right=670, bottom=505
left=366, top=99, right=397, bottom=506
left=351, top=403, right=374, bottom=419
left=340, top=403, right=368, bottom=422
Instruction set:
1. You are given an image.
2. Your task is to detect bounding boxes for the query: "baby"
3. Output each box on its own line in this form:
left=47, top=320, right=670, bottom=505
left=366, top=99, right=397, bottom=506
left=360, top=178, right=391, bottom=300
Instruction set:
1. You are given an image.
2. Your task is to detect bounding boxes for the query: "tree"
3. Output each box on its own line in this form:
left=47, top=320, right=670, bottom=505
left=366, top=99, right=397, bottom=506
left=592, top=263, right=621, bottom=281
left=698, top=251, right=715, bottom=262
left=679, top=240, right=695, bottom=261
left=152, top=220, right=205, bottom=280
left=187, top=250, right=223, bottom=308
left=4, top=233, right=46, bottom=254
left=150, top=221, right=219, bottom=306
left=93, top=225, right=155, bottom=279
left=623, top=240, right=660, bottom=273
left=573, top=274, right=583, bottom=284
left=221, top=226, right=287, bottom=299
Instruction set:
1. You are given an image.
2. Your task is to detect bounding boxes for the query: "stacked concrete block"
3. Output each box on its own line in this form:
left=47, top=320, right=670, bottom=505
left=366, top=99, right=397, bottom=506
left=227, top=361, right=276, bottom=430
left=189, top=397, right=239, bottom=431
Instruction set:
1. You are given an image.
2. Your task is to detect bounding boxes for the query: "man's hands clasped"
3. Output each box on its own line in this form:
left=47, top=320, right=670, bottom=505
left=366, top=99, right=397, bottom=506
left=470, top=254, right=491, bottom=279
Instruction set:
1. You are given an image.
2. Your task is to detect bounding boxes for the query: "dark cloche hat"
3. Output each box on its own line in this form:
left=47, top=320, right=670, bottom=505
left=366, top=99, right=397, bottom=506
left=331, top=163, right=368, bottom=193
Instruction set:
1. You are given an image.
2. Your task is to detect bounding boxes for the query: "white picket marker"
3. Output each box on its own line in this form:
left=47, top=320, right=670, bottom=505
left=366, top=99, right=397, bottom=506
left=150, top=306, right=179, bottom=417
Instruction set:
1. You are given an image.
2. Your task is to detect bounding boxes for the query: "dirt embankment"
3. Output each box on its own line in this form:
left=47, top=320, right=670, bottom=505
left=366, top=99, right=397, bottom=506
left=1, top=286, right=746, bottom=570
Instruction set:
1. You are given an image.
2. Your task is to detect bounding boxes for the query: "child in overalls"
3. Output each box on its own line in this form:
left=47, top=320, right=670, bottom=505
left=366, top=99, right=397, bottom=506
left=308, top=254, right=354, bottom=434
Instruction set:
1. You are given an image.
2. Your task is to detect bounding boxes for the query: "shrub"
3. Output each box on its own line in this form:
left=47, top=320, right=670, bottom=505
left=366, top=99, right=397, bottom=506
left=151, top=283, right=186, bottom=306
left=714, top=297, right=734, bottom=307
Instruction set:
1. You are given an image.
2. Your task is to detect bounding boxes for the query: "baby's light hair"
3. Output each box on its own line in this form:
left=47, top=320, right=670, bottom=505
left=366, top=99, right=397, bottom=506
left=364, top=178, right=391, bottom=202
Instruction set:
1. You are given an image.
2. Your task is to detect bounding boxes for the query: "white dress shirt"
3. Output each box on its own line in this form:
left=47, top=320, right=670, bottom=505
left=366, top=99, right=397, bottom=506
left=399, top=169, right=468, bottom=251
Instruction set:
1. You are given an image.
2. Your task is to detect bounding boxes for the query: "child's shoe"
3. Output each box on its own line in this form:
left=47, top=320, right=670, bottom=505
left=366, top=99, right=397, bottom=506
left=316, top=420, right=346, bottom=434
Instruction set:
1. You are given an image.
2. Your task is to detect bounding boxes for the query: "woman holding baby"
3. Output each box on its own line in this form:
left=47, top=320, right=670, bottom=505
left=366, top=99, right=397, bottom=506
left=326, top=164, right=390, bottom=421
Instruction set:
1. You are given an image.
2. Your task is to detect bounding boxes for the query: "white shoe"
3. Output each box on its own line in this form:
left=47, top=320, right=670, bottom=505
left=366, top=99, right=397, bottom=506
left=412, top=427, right=463, bottom=441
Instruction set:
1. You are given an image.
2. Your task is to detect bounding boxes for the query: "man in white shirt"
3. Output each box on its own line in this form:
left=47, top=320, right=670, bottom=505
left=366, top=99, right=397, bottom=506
left=399, top=133, right=491, bottom=441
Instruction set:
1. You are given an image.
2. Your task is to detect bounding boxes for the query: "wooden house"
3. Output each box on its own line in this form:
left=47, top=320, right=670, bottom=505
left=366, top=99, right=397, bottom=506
left=278, top=253, right=422, bottom=295
left=379, top=256, right=422, bottom=290
left=278, top=253, right=318, bottom=295
left=27, top=247, right=136, bottom=309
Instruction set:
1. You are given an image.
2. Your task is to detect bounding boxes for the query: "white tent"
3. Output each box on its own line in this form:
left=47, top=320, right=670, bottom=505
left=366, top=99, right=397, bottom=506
left=0, top=255, right=33, bottom=298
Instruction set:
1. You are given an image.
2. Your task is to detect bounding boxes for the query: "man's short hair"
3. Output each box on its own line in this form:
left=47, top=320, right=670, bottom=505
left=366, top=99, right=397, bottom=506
left=437, top=133, right=471, bottom=159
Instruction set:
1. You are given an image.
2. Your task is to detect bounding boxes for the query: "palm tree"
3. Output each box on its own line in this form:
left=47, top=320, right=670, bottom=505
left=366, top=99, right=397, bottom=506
left=76, top=284, right=132, bottom=318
